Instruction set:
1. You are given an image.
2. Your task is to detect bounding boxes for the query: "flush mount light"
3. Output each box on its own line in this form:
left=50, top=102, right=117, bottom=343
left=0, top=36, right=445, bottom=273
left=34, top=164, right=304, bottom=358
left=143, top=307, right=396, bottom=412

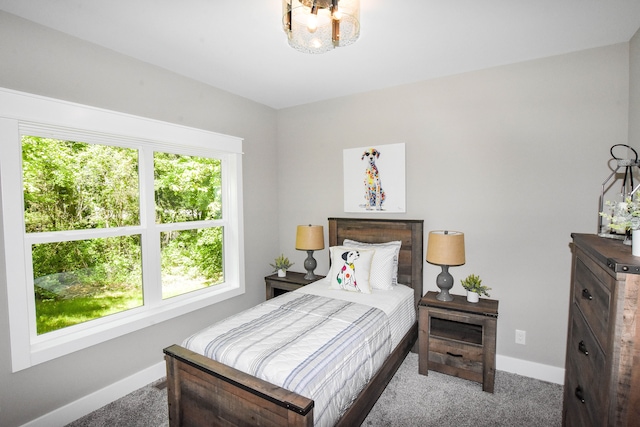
left=282, top=0, right=360, bottom=54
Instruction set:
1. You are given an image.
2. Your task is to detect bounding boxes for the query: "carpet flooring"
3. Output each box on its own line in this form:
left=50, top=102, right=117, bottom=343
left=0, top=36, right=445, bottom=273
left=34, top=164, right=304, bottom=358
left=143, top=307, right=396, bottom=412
left=66, top=352, right=563, bottom=427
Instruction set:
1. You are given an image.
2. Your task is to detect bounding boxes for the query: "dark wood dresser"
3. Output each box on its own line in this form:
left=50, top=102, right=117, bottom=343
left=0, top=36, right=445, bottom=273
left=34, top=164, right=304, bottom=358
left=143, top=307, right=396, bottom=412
left=563, top=234, right=640, bottom=426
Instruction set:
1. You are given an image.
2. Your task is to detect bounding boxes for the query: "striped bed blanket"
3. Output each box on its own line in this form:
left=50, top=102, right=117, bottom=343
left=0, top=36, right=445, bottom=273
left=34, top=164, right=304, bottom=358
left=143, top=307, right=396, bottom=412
left=183, top=292, right=392, bottom=426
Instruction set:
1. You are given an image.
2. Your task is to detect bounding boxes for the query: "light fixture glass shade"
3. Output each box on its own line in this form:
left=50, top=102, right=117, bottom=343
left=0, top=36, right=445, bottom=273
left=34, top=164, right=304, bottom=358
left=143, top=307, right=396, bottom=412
left=283, top=0, right=360, bottom=54
left=295, top=225, right=325, bottom=250
left=426, top=231, right=465, bottom=266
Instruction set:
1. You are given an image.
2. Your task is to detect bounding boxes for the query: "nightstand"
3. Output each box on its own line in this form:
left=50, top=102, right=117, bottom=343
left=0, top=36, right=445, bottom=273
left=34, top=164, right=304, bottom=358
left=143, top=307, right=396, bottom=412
left=418, top=291, right=499, bottom=392
left=265, top=271, right=325, bottom=300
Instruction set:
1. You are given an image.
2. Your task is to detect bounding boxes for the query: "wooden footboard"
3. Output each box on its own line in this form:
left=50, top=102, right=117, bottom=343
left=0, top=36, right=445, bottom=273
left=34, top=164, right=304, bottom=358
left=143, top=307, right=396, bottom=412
left=164, top=322, right=417, bottom=427
left=164, top=344, right=314, bottom=427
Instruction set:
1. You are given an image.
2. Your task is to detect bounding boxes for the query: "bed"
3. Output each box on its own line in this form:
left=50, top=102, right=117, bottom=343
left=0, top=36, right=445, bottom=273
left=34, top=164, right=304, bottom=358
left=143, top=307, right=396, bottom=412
left=163, top=217, right=424, bottom=426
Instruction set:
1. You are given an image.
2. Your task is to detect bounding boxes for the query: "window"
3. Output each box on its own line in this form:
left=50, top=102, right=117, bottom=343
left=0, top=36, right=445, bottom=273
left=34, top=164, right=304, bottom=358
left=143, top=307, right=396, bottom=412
left=0, top=89, right=244, bottom=371
left=24, top=137, right=144, bottom=335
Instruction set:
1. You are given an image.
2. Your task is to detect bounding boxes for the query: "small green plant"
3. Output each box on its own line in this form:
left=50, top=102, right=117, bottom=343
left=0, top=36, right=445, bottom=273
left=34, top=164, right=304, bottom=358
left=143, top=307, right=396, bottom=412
left=600, top=195, right=640, bottom=232
left=460, top=274, right=491, bottom=297
left=270, top=254, right=294, bottom=272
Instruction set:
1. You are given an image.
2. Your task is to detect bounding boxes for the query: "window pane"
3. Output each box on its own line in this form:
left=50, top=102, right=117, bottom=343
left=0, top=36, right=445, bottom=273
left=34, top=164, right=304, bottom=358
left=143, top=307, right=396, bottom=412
left=22, top=136, right=139, bottom=233
left=161, top=227, right=224, bottom=299
left=33, top=235, right=143, bottom=335
left=154, top=152, right=222, bottom=223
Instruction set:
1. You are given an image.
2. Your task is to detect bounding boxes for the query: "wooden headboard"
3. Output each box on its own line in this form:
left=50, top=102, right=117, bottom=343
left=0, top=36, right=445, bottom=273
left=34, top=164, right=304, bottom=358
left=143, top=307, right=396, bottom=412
left=328, top=217, right=424, bottom=306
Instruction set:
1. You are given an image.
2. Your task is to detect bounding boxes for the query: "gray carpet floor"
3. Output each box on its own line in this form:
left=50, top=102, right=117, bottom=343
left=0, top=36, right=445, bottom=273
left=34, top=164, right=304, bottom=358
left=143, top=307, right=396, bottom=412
left=67, top=352, right=563, bottom=427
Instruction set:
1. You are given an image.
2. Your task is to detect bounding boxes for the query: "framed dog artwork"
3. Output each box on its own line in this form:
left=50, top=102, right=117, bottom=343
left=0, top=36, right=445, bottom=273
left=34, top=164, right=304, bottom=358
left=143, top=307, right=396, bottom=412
left=343, top=142, right=406, bottom=213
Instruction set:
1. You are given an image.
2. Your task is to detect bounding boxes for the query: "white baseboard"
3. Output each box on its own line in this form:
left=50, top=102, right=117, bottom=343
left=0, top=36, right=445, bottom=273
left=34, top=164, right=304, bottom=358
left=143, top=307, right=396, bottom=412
left=497, top=354, right=565, bottom=385
left=21, top=361, right=166, bottom=427
left=21, top=354, right=563, bottom=426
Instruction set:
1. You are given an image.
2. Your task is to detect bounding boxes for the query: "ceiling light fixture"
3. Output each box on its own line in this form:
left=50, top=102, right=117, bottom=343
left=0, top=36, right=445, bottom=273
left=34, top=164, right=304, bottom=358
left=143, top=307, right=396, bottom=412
left=282, top=0, right=360, bottom=54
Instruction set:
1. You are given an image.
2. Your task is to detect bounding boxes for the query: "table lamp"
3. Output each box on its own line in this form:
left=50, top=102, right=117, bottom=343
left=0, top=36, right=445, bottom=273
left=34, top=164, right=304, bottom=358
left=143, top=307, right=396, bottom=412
left=296, top=224, right=324, bottom=280
left=426, top=230, right=465, bottom=301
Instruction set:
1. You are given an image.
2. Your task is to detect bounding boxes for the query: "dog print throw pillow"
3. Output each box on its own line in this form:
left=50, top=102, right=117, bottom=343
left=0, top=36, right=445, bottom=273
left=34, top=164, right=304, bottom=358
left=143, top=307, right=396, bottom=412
left=328, top=246, right=375, bottom=293
left=342, top=239, right=401, bottom=290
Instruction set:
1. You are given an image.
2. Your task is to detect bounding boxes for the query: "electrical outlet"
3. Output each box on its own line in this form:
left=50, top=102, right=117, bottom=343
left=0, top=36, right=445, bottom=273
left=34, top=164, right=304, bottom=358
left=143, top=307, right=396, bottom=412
left=515, top=329, right=526, bottom=345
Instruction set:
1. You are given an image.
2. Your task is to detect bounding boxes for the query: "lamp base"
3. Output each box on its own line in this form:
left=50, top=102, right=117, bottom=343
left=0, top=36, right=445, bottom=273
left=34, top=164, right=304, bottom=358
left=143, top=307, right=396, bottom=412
left=435, top=265, right=454, bottom=302
left=435, top=290, right=453, bottom=302
left=303, top=250, right=318, bottom=280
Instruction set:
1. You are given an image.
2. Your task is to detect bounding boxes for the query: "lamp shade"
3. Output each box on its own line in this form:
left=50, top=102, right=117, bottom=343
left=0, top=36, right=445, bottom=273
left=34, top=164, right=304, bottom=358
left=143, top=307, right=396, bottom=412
left=426, top=231, right=465, bottom=266
left=296, top=225, right=325, bottom=250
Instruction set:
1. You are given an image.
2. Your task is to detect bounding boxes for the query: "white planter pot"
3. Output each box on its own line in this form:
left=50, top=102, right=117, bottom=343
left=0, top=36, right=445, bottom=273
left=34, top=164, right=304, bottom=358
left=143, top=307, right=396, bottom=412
left=277, top=269, right=286, bottom=277
left=633, top=230, right=640, bottom=256
left=466, top=291, right=479, bottom=303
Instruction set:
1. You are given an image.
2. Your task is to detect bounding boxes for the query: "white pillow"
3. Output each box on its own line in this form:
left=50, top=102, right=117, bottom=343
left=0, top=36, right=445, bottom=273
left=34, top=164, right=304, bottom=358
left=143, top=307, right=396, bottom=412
left=328, top=246, right=375, bottom=293
left=342, top=239, right=401, bottom=290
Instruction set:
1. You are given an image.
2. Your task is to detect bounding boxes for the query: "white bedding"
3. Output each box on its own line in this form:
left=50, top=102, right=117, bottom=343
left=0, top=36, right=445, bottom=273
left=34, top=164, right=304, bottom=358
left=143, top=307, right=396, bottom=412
left=296, top=277, right=416, bottom=349
left=183, top=280, right=416, bottom=426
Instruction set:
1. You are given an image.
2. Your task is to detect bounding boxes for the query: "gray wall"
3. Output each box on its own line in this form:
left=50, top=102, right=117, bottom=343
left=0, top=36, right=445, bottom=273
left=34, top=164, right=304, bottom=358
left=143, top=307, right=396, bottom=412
left=0, top=8, right=638, bottom=427
left=631, top=28, right=640, bottom=147
left=276, top=44, right=630, bottom=370
left=0, top=11, right=278, bottom=427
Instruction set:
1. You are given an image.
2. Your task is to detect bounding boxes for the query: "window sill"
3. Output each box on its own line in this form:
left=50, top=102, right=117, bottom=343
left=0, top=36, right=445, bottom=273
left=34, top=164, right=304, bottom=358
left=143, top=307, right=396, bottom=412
left=19, top=282, right=244, bottom=371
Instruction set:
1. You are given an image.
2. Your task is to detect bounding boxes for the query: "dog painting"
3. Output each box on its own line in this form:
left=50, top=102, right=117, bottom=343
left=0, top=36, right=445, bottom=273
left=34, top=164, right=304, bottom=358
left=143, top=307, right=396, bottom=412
left=361, top=148, right=385, bottom=210
left=335, top=249, right=362, bottom=292
left=343, top=143, right=405, bottom=213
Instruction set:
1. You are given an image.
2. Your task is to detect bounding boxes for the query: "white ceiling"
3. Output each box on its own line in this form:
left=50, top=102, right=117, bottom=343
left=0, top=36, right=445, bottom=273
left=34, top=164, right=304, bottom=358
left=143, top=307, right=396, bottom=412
left=1, top=0, right=640, bottom=109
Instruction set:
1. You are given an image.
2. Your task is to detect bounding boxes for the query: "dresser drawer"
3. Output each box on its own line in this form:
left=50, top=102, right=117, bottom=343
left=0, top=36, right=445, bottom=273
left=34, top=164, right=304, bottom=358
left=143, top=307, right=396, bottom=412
left=565, top=304, right=607, bottom=413
left=563, top=376, right=599, bottom=427
left=573, top=257, right=611, bottom=351
left=564, top=360, right=605, bottom=427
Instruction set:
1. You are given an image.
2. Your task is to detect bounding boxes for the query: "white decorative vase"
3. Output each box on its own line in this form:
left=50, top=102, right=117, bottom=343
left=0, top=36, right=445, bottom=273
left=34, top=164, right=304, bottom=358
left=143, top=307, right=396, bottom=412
left=633, top=230, right=640, bottom=257
left=466, top=291, right=479, bottom=303
left=277, top=269, right=286, bottom=277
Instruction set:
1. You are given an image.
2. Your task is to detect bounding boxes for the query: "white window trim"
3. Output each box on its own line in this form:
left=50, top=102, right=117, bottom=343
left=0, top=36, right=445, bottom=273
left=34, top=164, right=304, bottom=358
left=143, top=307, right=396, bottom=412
left=0, top=88, right=245, bottom=372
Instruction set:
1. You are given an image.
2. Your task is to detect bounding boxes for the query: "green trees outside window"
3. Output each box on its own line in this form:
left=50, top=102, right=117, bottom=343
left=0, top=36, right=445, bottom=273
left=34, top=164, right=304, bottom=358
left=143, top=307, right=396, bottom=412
left=23, top=137, right=224, bottom=334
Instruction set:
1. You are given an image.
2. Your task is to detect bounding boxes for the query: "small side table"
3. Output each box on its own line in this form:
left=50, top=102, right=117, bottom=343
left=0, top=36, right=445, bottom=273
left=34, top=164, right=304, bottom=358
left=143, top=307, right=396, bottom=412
left=265, top=271, right=325, bottom=300
left=418, top=291, right=499, bottom=393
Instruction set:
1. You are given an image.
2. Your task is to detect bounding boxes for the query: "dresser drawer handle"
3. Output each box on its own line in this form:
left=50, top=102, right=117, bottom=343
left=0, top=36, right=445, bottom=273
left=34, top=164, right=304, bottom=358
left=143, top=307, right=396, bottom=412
left=581, top=288, right=593, bottom=300
left=446, top=351, right=463, bottom=358
left=578, top=340, right=589, bottom=356
left=575, top=386, right=585, bottom=404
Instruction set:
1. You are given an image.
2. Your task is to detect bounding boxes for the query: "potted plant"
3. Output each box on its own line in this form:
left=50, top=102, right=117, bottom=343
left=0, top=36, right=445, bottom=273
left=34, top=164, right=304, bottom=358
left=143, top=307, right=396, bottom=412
left=600, top=195, right=640, bottom=253
left=270, top=254, right=294, bottom=277
left=460, top=274, right=491, bottom=303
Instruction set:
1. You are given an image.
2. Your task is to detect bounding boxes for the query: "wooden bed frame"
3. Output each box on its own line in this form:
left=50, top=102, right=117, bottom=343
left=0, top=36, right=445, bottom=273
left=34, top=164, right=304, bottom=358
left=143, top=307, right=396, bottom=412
left=164, top=217, right=424, bottom=426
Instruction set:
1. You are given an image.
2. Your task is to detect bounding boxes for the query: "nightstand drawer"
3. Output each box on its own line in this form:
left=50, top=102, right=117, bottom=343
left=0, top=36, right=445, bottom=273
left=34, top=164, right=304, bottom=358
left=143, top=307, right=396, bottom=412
left=428, top=336, right=483, bottom=383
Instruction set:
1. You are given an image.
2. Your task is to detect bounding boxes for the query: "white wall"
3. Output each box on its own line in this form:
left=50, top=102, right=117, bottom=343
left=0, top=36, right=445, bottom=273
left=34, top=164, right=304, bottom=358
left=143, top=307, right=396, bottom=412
left=276, top=43, right=630, bottom=373
left=0, top=11, right=279, bottom=427
left=631, top=28, right=640, bottom=147
left=0, top=7, right=637, bottom=426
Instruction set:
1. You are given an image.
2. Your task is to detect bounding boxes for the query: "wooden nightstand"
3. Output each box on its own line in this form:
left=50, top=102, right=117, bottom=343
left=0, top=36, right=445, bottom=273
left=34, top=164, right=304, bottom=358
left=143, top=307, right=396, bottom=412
left=265, top=271, right=325, bottom=300
left=418, top=291, right=499, bottom=392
